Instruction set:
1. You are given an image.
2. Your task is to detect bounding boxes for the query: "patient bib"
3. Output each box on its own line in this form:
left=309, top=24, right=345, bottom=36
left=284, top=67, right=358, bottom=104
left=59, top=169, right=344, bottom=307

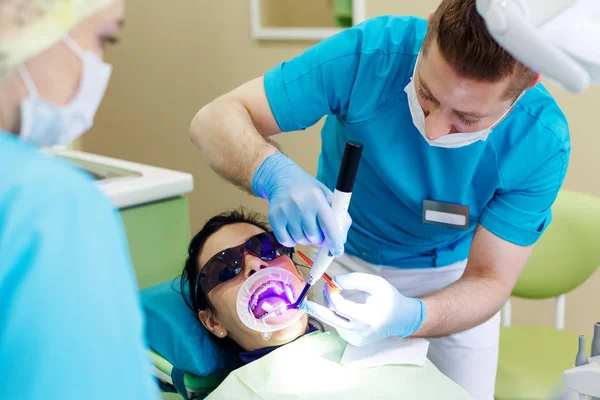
left=206, top=331, right=472, bottom=400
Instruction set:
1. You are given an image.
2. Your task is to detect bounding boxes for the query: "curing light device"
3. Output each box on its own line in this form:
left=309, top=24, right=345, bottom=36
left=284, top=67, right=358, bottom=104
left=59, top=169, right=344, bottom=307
left=291, top=141, right=363, bottom=309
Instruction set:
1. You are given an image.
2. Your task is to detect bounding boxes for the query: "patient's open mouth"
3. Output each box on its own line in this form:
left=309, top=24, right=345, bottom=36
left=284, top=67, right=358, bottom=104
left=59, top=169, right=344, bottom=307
left=249, top=280, right=295, bottom=319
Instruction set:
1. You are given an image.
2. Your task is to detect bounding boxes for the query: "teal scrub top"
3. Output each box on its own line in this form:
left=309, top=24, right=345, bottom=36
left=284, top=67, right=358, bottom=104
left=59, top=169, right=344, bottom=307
left=264, top=16, right=571, bottom=268
left=0, top=132, right=159, bottom=399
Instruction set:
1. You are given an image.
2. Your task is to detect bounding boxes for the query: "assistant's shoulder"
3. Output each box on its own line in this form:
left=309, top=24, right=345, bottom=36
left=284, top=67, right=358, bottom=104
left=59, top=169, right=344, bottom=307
left=354, top=15, right=427, bottom=56
left=0, top=141, right=113, bottom=222
left=0, top=140, right=126, bottom=277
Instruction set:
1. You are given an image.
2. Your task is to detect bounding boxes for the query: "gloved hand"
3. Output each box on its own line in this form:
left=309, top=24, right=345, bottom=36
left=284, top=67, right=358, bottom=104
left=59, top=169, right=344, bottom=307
left=252, top=152, right=348, bottom=256
left=300, top=273, right=427, bottom=347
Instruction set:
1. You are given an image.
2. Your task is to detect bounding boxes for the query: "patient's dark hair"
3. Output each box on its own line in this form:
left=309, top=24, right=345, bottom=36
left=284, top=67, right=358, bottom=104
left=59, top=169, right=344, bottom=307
left=181, top=208, right=270, bottom=313
left=180, top=208, right=271, bottom=351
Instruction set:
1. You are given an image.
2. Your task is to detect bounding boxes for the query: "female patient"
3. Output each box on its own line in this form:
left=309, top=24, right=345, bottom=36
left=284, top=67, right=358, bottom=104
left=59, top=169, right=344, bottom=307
left=180, top=209, right=319, bottom=366
left=180, top=209, right=472, bottom=400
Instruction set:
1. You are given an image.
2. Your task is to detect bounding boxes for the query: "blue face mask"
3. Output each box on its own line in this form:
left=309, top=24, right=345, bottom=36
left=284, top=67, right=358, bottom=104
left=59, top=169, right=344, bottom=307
left=18, top=36, right=112, bottom=147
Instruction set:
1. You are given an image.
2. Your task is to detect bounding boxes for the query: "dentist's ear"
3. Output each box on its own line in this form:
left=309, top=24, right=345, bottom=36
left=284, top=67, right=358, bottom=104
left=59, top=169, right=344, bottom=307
left=527, top=73, right=542, bottom=89
left=198, top=310, right=229, bottom=339
left=428, top=10, right=435, bottom=24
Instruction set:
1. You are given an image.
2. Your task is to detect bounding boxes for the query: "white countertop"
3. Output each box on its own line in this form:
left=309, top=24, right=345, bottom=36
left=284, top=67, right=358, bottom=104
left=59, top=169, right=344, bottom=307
left=46, top=147, right=194, bottom=209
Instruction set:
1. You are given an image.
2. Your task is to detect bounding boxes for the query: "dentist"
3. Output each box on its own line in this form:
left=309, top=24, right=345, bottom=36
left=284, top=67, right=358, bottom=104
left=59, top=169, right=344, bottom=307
left=190, top=0, right=570, bottom=398
left=0, top=1, right=158, bottom=398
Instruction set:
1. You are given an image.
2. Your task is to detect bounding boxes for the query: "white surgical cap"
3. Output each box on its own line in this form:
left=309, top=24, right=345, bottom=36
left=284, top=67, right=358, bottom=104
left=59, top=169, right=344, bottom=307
left=0, top=0, right=115, bottom=83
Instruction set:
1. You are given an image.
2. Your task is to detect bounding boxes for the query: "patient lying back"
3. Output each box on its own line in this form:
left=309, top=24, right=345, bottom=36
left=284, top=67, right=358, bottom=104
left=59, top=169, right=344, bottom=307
left=180, top=209, right=317, bottom=365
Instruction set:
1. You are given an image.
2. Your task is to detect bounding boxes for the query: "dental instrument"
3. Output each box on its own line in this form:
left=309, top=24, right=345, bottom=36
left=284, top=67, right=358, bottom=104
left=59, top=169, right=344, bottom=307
left=592, top=322, right=600, bottom=358
left=576, top=335, right=589, bottom=367
left=289, top=141, right=363, bottom=310
left=562, top=322, right=600, bottom=398
left=296, top=250, right=343, bottom=293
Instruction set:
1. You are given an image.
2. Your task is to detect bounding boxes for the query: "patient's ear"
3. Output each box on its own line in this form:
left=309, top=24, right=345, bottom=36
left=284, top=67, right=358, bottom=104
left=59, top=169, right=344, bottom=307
left=198, top=310, right=228, bottom=339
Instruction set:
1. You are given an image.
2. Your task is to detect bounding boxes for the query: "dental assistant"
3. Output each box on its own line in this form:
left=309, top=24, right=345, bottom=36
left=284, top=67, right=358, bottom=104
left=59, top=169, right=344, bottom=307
left=0, top=1, right=158, bottom=399
left=190, top=1, right=570, bottom=399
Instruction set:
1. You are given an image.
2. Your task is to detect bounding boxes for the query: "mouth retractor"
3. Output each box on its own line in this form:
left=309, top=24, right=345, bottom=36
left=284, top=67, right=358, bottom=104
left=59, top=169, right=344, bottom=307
left=236, top=267, right=304, bottom=333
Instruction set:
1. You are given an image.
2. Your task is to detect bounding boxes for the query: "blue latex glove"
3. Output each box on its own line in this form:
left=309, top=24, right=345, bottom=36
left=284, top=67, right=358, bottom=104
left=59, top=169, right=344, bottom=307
left=252, top=152, right=347, bottom=256
left=300, top=273, right=427, bottom=347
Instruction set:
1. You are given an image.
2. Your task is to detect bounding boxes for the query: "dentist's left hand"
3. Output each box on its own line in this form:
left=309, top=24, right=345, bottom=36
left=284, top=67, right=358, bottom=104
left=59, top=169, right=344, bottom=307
left=300, top=273, right=427, bottom=347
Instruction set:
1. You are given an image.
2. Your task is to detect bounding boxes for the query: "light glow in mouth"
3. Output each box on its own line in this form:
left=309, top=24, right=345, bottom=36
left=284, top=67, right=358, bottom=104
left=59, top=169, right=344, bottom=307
left=248, top=279, right=295, bottom=319
left=237, top=267, right=305, bottom=332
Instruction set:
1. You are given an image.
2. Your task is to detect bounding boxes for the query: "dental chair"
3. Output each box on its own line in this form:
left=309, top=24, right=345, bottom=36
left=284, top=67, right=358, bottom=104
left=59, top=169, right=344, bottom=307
left=495, top=190, right=600, bottom=399
left=140, top=279, right=236, bottom=400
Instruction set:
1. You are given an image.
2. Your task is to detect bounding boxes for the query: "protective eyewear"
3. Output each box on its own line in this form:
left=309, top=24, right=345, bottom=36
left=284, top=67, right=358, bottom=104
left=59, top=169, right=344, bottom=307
left=196, top=231, right=293, bottom=296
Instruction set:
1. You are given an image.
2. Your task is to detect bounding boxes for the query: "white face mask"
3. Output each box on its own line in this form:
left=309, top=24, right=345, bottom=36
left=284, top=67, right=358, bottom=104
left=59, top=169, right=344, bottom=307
left=404, top=57, right=522, bottom=149
left=18, top=36, right=112, bottom=147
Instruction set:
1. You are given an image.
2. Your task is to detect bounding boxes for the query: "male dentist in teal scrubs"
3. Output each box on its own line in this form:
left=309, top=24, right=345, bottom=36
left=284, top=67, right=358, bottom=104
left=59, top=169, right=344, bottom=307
left=190, top=0, right=570, bottom=398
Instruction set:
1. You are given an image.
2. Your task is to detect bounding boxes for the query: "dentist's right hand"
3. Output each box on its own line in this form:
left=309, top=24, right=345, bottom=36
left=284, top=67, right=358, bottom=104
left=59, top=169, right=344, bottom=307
left=252, top=152, right=346, bottom=256
left=300, top=274, right=426, bottom=347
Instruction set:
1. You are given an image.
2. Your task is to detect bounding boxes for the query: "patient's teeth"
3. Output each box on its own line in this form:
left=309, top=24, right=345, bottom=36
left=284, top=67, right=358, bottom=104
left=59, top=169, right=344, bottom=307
left=275, top=304, right=287, bottom=316
left=285, top=286, right=294, bottom=303
left=274, top=284, right=283, bottom=295
left=261, top=302, right=275, bottom=313
left=262, top=311, right=278, bottom=320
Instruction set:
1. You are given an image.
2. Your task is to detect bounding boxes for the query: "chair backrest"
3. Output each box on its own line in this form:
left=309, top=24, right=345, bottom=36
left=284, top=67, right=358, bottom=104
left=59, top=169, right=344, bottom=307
left=512, top=190, right=600, bottom=299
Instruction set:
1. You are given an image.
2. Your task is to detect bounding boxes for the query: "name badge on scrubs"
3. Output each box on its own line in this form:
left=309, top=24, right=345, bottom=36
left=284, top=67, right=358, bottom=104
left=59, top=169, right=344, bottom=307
left=422, top=200, right=469, bottom=229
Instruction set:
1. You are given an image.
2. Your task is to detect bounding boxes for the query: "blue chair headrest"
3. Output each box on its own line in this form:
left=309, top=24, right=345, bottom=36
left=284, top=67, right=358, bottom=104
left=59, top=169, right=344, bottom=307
left=140, top=278, right=232, bottom=376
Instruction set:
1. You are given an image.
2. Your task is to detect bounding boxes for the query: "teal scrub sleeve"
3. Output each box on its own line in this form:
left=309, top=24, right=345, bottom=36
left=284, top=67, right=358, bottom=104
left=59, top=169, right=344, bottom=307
left=0, top=169, right=159, bottom=399
left=480, top=150, right=570, bottom=246
left=263, top=28, right=363, bottom=132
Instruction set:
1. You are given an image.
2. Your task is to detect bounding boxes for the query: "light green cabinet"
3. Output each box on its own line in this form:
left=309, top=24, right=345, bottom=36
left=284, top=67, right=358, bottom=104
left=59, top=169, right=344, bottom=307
left=120, top=196, right=193, bottom=400
left=120, top=196, right=191, bottom=289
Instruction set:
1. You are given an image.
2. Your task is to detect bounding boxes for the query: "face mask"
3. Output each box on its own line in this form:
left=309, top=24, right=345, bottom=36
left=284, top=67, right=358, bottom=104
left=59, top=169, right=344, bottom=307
left=404, top=57, right=523, bottom=149
left=18, top=36, right=112, bottom=147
